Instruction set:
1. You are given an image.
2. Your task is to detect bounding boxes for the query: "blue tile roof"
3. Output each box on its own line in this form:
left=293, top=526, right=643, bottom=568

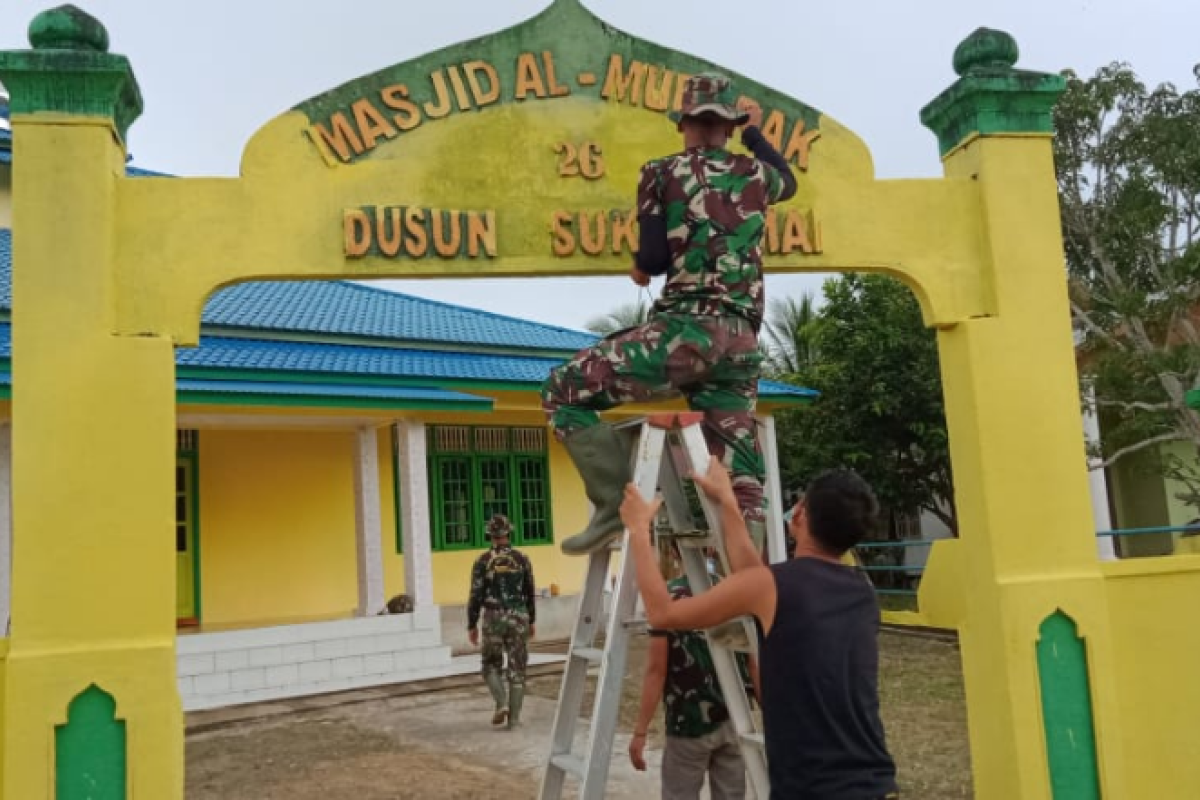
left=178, top=335, right=564, bottom=384
left=760, top=380, right=818, bottom=399
left=0, top=231, right=8, bottom=308
left=176, top=378, right=491, bottom=408
left=0, top=324, right=810, bottom=400
left=0, top=371, right=491, bottom=408
left=203, top=280, right=598, bottom=353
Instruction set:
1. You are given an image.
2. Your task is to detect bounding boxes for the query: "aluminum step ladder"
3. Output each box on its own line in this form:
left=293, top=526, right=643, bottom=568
left=539, top=411, right=770, bottom=800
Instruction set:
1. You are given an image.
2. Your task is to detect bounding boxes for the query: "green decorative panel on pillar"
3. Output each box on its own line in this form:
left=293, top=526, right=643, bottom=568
left=1037, top=611, right=1101, bottom=799
left=56, top=684, right=127, bottom=800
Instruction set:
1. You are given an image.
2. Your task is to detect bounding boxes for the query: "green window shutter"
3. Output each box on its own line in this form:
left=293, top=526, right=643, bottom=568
left=514, top=455, right=552, bottom=546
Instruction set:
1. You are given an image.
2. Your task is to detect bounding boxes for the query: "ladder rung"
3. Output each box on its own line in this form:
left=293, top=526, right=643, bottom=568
left=671, top=535, right=717, bottom=548
left=623, top=616, right=648, bottom=630
left=549, top=752, right=586, bottom=778
left=707, top=620, right=754, bottom=652
left=740, top=732, right=765, bottom=750
left=657, top=528, right=709, bottom=539
left=572, top=647, right=604, bottom=664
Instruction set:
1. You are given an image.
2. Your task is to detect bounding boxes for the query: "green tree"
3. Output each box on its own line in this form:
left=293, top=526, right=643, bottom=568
left=774, top=274, right=956, bottom=533
left=583, top=300, right=650, bottom=336
left=1054, top=64, right=1200, bottom=497
left=762, top=292, right=823, bottom=376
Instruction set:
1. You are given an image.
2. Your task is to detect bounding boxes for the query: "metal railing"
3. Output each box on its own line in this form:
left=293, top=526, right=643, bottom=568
left=856, top=524, right=1200, bottom=600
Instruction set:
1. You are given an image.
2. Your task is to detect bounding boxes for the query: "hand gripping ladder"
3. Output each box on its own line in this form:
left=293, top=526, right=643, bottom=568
left=539, top=412, right=769, bottom=800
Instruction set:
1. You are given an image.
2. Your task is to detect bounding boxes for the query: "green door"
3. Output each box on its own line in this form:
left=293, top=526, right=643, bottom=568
left=175, top=456, right=198, bottom=622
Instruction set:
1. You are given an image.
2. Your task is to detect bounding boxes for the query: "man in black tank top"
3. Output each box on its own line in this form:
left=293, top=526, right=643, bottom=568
left=620, top=457, right=899, bottom=799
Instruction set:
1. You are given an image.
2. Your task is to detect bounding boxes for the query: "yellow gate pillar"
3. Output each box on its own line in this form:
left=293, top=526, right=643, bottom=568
left=0, top=8, right=182, bottom=799
left=920, top=31, right=1126, bottom=798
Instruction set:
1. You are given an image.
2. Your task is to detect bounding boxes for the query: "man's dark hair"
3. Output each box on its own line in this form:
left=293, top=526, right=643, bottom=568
left=803, top=470, right=880, bottom=554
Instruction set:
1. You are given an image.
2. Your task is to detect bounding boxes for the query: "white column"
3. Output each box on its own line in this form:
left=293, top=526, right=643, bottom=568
left=757, top=415, right=788, bottom=565
left=353, top=426, right=386, bottom=615
left=1082, top=388, right=1118, bottom=560
left=396, top=420, right=435, bottom=608
left=0, top=423, right=10, bottom=633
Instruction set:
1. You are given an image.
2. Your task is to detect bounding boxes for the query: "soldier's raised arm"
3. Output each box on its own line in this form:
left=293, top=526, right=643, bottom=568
left=737, top=98, right=797, bottom=203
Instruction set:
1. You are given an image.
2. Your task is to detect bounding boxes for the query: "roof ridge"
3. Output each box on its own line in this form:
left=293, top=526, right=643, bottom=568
left=331, top=279, right=593, bottom=338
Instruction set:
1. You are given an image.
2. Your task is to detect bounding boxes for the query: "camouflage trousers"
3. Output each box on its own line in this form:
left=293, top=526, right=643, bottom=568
left=541, top=313, right=766, bottom=523
left=480, top=608, right=530, bottom=687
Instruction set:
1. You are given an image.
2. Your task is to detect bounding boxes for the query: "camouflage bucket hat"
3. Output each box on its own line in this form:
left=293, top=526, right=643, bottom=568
left=668, top=72, right=749, bottom=125
left=486, top=513, right=513, bottom=538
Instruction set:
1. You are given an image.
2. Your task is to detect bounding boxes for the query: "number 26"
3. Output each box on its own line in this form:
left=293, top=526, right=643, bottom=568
left=555, top=141, right=605, bottom=180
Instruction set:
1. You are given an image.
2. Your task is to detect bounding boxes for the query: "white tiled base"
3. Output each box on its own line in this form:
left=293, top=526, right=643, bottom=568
left=177, top=608, right=451, bottom=711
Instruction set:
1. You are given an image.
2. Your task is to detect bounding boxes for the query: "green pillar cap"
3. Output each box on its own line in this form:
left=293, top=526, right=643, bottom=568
left=920, top=27, right=1065, bottom=157
left=29, top=5, right=110, bottom=52
left=0, top=5, right=142, bottom=144
left=953, top=28, right=1019, bottom=75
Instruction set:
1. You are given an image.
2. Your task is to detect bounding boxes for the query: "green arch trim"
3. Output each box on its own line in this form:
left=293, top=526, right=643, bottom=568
left=55, top=684, right=127, bottom=800
left=1036, top=610, right=1102, bottom=799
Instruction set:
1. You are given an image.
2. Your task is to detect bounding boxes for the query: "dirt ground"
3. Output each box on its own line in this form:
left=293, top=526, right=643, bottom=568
left=186, top=631, right=972, bottom=799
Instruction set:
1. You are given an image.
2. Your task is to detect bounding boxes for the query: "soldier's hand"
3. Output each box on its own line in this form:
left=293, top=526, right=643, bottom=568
left=529, top=624, right=536, bottom=640
left=630, top=264, right=650, bottom=287
left=737, top=97, right=764, bottom=129
left=468, top=628, right=479, bottom=647
left=629, top=733, right=648, bottom=771
left=691, top=456, right=736, bottom=506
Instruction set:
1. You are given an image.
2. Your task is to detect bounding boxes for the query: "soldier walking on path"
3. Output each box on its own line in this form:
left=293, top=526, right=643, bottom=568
left=542, top=72, right=798, bottom=557
left=467, top=514, right=537, bottom=730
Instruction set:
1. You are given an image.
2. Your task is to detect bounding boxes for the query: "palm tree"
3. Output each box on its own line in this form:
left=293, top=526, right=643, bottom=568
left=763, top=292, right=822, bottom=376
left=584, top=300, right=651, bottom=336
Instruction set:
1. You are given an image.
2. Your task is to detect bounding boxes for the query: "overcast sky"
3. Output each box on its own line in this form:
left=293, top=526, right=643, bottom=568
left=3, top=0, right=1195, bottom=332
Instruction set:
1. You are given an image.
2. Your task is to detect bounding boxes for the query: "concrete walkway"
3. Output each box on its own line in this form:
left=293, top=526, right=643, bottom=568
left=186, top=653, right=670, bottom=798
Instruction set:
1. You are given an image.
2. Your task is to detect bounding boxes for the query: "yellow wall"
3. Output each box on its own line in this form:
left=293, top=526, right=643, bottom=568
left=198, top=429, right=359, bottom=627
left=191, top=417, right=602, bottom=620
left=192, top=401, right=790, bottom=613
left=378, top=426, right=408, bottom=601
left=1102, top=556, right=1200, bottom=795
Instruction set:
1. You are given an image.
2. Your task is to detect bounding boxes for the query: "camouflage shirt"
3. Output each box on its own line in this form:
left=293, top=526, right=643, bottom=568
left=637, top=141, right=790, bottom=327
left=467, top=544, right=536, bottom=630
left=651, top=577, right=734, bottom=738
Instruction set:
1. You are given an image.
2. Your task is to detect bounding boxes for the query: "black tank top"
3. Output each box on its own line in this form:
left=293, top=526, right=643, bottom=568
left=757, top=557, right=898, bottom=799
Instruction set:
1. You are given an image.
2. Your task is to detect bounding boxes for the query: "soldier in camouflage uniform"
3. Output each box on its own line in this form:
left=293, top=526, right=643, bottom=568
left=542, top=72, right=797, bottom=556
left=467, top=514, right=537, bottom=730
left=630, top=573, right=750, bottom=800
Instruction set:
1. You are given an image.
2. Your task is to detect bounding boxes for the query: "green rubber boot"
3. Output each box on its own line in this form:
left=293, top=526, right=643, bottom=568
left=560, top=424, right=631, bottom=555
left=484, top=669, right=508, bottom=725
left=506, top=684, right=525, bottom=730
